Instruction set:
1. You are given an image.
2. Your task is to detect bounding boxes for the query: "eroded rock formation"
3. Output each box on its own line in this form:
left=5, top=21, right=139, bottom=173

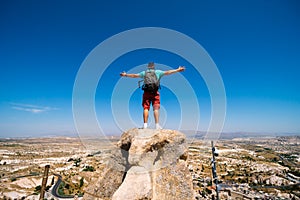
left=84, top=128, right=193, bottom=200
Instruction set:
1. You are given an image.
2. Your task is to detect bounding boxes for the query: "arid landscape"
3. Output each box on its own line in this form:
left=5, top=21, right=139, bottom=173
left=0, top=133, right=299, bottom=200
left=188, top=135, right=300, bottom=199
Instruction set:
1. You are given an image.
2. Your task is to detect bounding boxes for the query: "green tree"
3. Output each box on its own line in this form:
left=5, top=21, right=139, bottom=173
left=74, top=158, right=81, bottom=167
left=83, top=166, right=95, bottom=172
left=80, top=177, right=84, bottom=187
left=46, top=185, right=51, bottom=191
left=51, top=176, right=55, bottom=185
left=35, top=185, right=42, bottom=193
left=10, top=177, right=17, bottom=182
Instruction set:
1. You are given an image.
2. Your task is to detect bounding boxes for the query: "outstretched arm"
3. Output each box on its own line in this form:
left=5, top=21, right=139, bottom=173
left=120, top=72, right=140, bottom=78
left=164, top=66, right=185, bottom=76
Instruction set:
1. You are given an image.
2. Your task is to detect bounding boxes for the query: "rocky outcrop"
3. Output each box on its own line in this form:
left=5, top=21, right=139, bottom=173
left=83, top=147, right=126, bottom=199
left=84, top=128, right=193, bottom=200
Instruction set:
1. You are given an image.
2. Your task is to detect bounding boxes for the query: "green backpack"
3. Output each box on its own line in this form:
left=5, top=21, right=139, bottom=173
left=141, top=70, right=160, bottom=93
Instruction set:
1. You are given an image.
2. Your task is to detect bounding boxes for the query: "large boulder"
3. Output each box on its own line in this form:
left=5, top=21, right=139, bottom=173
left=84, top=128, right=193, bottom=200
left=83, top=147, right=126, bottom=200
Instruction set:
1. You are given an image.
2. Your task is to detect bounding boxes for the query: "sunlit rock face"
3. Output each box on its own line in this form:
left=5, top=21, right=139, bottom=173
left=84, top=128, right=193, bottom=200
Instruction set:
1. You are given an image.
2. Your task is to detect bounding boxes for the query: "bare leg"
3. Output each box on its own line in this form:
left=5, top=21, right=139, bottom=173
left=154, top=109, right=159, bottom=124
left=154, top=109, right=161, bottom=129
left=143, top=109, right=149, bottom=123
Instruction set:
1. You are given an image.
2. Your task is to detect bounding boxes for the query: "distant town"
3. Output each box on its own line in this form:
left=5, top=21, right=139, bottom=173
left=188, top=135, right=300, bottom=199
left=0, top=133, right=299, bottom=199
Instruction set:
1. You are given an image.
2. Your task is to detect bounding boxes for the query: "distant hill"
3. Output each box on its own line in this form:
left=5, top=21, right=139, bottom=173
left=181, top=130, right=300, bottom=140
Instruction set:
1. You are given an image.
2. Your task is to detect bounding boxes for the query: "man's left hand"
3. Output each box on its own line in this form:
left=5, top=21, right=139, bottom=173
left=178, top=66, right=185, bottom=72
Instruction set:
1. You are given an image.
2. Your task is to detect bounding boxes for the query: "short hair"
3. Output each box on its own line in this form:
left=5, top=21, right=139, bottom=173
left=147, top=62, right=155, bottom=68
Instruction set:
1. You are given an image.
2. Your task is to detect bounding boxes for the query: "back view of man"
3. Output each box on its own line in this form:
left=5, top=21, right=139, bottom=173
left=120, top=62, right=185, bottom=129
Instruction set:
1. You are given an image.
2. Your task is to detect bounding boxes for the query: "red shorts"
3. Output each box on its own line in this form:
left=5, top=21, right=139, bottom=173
left=142, top=91, right=160, bottom=110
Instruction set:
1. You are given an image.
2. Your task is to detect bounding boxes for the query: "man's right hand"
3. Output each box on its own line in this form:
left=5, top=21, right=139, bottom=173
left=120, top=72, right=126, bottom=77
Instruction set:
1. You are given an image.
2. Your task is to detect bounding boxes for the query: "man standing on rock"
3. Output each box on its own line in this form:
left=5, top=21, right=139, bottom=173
left=120, top=62, right=185, bottom=129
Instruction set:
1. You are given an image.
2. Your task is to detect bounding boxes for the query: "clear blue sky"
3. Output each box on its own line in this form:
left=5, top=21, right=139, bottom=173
left=0, top=0, right=299, bottom=137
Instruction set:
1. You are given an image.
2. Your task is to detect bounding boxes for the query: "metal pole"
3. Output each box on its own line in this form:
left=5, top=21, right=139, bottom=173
left=39, top=164, right=50, bottom=200
left=211, top=141, right=219, bottom=200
